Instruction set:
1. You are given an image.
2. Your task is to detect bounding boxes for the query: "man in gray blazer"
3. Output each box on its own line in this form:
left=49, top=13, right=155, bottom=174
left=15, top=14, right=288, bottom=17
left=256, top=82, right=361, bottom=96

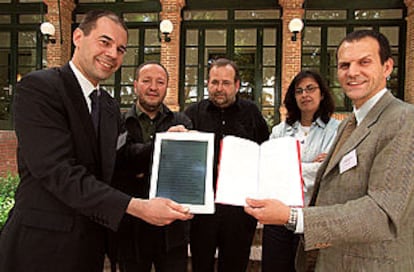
left=245, top=29, right=414, bottom=271
left=0, top=10, right=192, bottom=272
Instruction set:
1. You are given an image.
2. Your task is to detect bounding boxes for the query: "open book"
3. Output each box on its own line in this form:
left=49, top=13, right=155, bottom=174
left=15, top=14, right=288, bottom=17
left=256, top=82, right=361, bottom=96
left=215, top=135, right=304, bottom=207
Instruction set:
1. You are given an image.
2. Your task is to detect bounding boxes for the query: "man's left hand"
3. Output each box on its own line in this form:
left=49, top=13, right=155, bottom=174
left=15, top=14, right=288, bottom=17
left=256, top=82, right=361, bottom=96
left=244, top=198, right=290, bottom=225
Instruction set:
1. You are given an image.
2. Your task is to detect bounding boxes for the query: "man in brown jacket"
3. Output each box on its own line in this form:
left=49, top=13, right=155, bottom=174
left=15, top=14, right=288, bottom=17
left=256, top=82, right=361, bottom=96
left=245, top=29, right=414, bottom=271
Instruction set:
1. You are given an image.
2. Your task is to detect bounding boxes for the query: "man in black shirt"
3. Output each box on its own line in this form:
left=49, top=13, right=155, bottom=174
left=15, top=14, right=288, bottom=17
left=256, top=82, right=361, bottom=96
left=185, top=58, right=269, bottom=272
left=111, top=61, right=192, bottom=272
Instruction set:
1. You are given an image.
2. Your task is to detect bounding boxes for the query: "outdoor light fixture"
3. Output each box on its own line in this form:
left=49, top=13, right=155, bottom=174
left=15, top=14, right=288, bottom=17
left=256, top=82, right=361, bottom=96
left=159, top=19, right=173, bottom=42
left=40, top=22, right=56, bottom=44
left=288, top=18, right=304, bottom=42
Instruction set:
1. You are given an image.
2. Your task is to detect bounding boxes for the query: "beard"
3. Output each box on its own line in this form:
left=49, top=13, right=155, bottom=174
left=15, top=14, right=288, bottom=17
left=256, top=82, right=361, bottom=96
left=209, top=92, right=235, bottom=108
left=137, top=95, right=163, bottom=114
left=139, top=100, right=161, bottom=114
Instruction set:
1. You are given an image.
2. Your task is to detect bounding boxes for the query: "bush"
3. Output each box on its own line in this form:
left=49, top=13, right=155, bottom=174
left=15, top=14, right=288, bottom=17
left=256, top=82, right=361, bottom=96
left=0, top=173, right=19, bottom=229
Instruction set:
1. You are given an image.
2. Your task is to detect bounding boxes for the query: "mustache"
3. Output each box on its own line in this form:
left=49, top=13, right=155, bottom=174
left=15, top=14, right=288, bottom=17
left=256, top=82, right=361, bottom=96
left=212, top=92, right=225, bottom=97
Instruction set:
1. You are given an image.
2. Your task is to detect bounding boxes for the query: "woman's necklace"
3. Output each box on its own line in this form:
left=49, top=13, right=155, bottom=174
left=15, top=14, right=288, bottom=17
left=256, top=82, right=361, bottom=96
left=299, top=124, right=311, bottom=136
left=297, top=123, right=310, bottom=145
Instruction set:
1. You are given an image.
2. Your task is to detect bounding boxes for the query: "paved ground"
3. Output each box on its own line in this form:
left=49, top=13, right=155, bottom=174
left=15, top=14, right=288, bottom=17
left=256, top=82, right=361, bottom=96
left=104, top=224, right=264, bottom=271
left=104, top=257, right=262, bottom=272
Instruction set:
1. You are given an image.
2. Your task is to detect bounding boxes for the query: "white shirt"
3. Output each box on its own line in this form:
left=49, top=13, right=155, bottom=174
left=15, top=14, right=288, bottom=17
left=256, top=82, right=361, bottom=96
left=69, top=61, right=99, bottom=113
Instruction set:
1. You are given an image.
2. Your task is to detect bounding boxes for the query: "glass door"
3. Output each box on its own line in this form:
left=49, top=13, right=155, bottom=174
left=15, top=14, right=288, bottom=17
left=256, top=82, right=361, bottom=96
left=0, top=31, right=12, bottom=129
left=181, top=23, right=281, bottom=127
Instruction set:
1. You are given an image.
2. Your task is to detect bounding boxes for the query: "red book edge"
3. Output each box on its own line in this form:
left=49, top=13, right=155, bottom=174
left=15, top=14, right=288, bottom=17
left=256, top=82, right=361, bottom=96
left=295, top=139, right=305, bottom=208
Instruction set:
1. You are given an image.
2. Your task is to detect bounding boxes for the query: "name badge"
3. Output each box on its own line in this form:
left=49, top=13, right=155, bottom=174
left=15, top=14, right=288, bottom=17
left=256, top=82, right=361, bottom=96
left=339, top=149, right=357, bottom=174
left=116, top=132, right=127, bottom=150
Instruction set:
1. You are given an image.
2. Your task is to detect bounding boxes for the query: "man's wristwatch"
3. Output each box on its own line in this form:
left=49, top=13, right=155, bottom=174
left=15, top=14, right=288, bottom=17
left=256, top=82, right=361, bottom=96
left=284, top=208, right=298, bottom=231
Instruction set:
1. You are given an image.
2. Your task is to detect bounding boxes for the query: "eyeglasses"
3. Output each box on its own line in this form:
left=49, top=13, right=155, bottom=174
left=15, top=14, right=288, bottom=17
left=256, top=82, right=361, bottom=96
left=294, top=85, right=319, bottom=96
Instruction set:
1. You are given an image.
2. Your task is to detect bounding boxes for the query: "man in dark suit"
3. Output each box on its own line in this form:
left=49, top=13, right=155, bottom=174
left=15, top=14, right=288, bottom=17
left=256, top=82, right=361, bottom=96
left=0, top=10, right=192, bottom=272
left=245, top=30, right=414, bottom=271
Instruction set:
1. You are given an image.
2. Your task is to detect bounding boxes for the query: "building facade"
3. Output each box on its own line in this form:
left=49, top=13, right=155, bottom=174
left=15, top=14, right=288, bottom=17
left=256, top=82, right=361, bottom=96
left=0, top=0, right=413, bottom=176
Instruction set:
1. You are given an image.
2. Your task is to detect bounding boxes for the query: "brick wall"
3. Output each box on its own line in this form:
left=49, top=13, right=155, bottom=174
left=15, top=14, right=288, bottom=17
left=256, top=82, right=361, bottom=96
left=44, top=0, right=75, bottom=67
left=160, top=0, right=186, bottom=112
left=0, top=130, right=17, bottom=177
left=278, top=0, right=305, bottom=121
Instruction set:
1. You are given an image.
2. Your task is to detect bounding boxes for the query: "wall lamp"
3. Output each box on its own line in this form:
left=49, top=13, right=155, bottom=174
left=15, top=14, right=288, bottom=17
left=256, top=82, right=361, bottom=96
left=159, top=19, right=173, bottom=43
left=40, top=22, right=56, bottom=44
left=288, top=18, right=304, bottom=42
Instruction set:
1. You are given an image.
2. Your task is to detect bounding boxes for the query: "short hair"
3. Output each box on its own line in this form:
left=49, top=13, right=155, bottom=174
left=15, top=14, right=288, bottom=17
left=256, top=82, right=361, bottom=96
left=78, top=10, right=128, bottom=37
left=284, top=70, right=335, bottom=126
left=337, top=29, right=392, bottom=65
left=135, top=61, right=169, bottom=82
left=208, top=58, right=241, bottom=83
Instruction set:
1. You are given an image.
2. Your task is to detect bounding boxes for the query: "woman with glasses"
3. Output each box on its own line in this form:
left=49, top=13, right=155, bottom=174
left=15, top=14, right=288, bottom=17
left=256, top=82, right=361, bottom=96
left=261, top=70, right=339, bottom=272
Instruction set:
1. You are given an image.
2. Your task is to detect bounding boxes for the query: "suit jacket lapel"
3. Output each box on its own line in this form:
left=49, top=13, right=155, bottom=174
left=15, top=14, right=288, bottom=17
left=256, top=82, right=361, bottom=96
left=59, top=64, right=100, bottom=160
left=310, top=91, right=395, bottom=205
left=323, top=122, right=369, bottom=175
left=98, top=89, right=120, bottom=182
left=323, top=92, right=394, bottom=177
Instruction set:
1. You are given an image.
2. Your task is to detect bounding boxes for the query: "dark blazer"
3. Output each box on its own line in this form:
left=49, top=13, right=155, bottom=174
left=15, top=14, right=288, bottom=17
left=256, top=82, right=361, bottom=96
left=298, top=91, right=414, bottom=271
left=110, top=104, right=192, bottom=264
left=0, top=64, right=131, bottom=272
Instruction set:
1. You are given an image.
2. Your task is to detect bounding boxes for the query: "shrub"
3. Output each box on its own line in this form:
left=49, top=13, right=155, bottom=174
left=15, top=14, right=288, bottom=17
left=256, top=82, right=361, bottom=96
left=0, top=173, right=19, bottom=229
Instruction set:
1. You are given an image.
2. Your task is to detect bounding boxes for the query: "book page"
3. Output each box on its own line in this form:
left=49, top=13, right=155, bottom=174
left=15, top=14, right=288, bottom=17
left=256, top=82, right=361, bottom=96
left=150, top=132, right=215, bottom=214
left=215, top=136, right=260, bottom=206
left=215, top=136, right=304, bottom=207
left=257, top=137, right=304, bottom=207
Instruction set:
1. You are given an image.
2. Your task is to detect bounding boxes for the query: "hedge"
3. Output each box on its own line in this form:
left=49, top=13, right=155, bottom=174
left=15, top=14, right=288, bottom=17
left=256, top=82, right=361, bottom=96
left=0, top=174, right=19, bottom=229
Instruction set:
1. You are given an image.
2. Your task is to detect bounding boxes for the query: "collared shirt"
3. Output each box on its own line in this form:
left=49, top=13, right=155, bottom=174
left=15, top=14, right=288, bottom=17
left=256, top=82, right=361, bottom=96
left=295, top=88, right=389, bottom=233
left=135, top=105, right=164, bottom=143
left=354, top=88, right=388, bottom=126
left=69, top=61, right=99, bottom=113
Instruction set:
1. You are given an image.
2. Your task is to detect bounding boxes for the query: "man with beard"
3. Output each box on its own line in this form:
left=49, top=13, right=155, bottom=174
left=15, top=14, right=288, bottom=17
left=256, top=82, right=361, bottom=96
left=184, top=58, right=269, bottom=272
left=111, top=61, right=192, bottom=272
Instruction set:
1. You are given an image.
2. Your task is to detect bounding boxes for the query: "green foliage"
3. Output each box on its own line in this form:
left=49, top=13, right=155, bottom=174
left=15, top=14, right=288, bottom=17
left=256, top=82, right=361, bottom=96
left=0, top=174, right=19, bottom=229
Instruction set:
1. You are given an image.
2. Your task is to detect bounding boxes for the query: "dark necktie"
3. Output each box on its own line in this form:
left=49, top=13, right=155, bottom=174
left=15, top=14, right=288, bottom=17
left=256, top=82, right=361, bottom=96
left=89, top=90, right=100, bottom=134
